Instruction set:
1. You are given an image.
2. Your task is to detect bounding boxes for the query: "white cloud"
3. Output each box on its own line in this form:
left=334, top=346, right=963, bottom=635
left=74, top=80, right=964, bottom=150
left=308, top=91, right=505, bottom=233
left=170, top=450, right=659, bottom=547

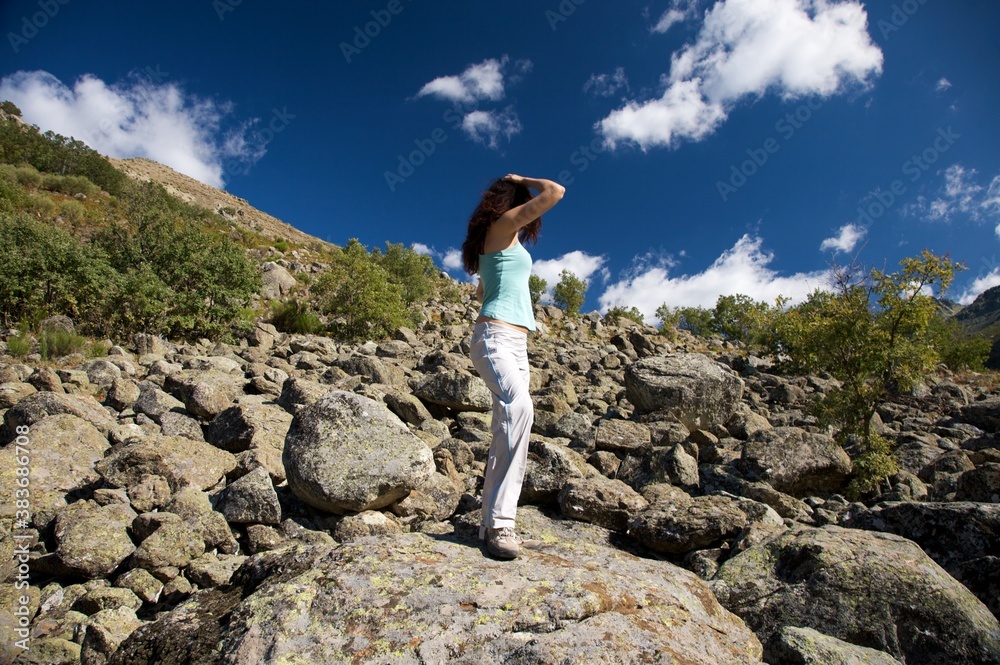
left=820, top=223, right=866, bottom=254
left=907, top=165, right=1000, bottom=223
left=462, top=107, right=522, bottom=149
left=599, top=234, right=833, bottom=324
left=653, top=9, right=688, bottom=33
left=957, top=268, right=1000, bottom=306
left=652, top=0, right=702, bottom=33
left=584, top=68, right=630, bottom=97
left=417, top=56, right=509, bottom=104
left=532, top=251, right=609, bottom=304
left=411, top=243, right=434, bottom=256
left=599, top=0, right=883, bottom=150
left=0, top=69, right=262, bottom=189
left=935, top=77, right=952, bottom=92
left=442, top=249, right=463, bottom=271
left=415, top=56, right=527, bottom=150
left=985, top=176, right=1000, bottom=216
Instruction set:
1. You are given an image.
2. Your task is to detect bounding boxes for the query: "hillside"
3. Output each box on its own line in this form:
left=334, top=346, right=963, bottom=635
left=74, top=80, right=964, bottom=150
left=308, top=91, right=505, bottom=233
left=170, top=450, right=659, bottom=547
left=108, top=156, right=330, bottom=250
left=954, top=285, right=1000, bottom=335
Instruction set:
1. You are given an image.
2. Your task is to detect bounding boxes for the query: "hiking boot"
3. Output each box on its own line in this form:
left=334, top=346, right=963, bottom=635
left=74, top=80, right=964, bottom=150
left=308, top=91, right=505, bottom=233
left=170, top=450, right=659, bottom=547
left=485, top=527, right=521, bottom=559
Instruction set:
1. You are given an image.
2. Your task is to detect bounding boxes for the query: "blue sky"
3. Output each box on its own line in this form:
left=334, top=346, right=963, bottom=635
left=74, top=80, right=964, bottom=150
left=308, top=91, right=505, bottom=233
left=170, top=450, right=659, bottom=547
left=2, top=0, right=999, bottom=318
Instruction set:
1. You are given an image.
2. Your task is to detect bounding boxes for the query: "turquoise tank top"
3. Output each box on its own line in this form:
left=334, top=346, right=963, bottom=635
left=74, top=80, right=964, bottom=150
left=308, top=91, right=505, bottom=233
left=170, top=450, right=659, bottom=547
left=478, top=242, right=536, bottom=331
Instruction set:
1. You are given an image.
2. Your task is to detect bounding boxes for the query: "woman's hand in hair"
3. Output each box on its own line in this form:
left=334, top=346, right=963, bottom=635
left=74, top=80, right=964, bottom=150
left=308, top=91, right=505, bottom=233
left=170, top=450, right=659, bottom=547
left=504, top=173, right=525, bottom=185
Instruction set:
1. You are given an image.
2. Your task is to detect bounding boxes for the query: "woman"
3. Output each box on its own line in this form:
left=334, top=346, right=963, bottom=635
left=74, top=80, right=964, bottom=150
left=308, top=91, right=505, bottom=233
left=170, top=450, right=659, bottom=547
left=461, top=173, right=566, bottom=559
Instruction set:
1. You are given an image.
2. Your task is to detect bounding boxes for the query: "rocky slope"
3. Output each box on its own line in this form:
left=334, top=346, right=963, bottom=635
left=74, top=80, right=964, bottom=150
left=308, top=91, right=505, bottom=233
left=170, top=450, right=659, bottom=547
left=0, top=297, right=998, bottom=665
left=107, top=156, right=330, bottom=250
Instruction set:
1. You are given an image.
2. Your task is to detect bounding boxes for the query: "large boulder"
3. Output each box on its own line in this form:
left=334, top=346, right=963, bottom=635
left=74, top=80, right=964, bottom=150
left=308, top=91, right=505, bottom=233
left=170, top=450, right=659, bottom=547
left=960, top=397, right=1000, bottom=433
left=0, top=414, right=109, bottom=524
left=110, top=509, right=764, bottom=664
left=842, top=501, right=1000, bottom=616
left=1, top=391, right=117, bottom=442
left=630, top=494, right=749, bottom=555
left=163, top=369, right=247, bottom=420
left=282, top=391, right=435, bottom=514
left=53, top=500, right=137, bottom=579
left=624, top=353, right=744, bottom=428
left=260, top=261, right=297, bottom=299
left=411, top=368, right=492, bottom=412
left=557, top=475, right=649, bottom=531
left=205, top=403, right=293, bottom=453
left=738, top=427, right=852, bottom=497
left=768, top=626, right=903, bottom=665
left=712, top=525, right=1000, bottom=665
left=520, top=439, right=595, bottom=504
left=95, top=435, right=237, bottom=493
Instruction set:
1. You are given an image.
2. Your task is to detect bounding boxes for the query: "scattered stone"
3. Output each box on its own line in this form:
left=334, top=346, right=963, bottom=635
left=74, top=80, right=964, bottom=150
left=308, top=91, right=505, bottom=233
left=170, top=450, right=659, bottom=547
left=768, top=626, right=903, bottom=665
left=630, top=494, right=748, bottom=555
left=53, top=501, right=136, bottom=579
left=411, top=368, right=492, bottom=412
left=96, top=435, right=237, bottom=493
left=624, top=353, right=745, bottom=429
left=739, top=427, right=852, bottom=497
left=558, top=474, right=649, bottom=531
left=215, top=466, right=282, bottom=525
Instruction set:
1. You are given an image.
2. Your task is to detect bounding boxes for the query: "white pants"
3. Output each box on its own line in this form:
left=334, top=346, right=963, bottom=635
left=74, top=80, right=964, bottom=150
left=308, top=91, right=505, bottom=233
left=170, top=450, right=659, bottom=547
left=470, top=321, right=533, bottom=531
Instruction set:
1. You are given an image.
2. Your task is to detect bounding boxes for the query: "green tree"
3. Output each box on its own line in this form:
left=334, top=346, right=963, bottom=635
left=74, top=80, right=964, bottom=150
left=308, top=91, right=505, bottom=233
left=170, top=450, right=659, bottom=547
left=311, top=238, right=410, bottom=340
left=553, top=269, right=587, bottom=315
left=712, top=293, right=788, bottom=355
left=927, top=315, right=990, bottom=371
left=1, top=101, right=22, bottom=117
left=605, top=305, right=645, bottom=326
left=656, top=303, right=714, bottom=337
left=528, top=274, right=547, bottom=306
left=775, top=251, right=963, bottom=497
left=373, top=241, right=438, bottom=304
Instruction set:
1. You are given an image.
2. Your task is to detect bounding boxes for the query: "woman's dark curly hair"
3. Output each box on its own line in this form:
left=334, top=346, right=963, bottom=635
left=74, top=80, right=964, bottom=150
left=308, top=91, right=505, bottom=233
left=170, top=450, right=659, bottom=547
left=461, top=177, right=542, bottom=275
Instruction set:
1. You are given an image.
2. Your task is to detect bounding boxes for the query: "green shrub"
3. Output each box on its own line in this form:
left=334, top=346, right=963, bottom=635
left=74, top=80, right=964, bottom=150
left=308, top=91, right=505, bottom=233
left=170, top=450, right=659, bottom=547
left=40, top=173, right=101, bottom=197
left=528, top=274, right=547, bottom=306
left=269, top=298, right=325, bottom=334
left=27, top=191, right=57, bottom=217
left=605, top=305, right=645, bottom=326
left=39, top=327, right=88, bottom=360
left=656, top=304, right=714, bottom=338
left=1, top=101, right=21, bottom=117
left=775, top=251, right=962, bottom=495
left=311, top=239, right=411, bottom=341
left=928, top=315, right=990, bottom=371
left=846, top=433, right=900, bottom=500
left=59, top=199, right=88, bottom=225
left=553, top=270, right=587, bottom=315
left=14, top=164, right=41, bottom=188
left=6, top=333, right=31, bottom=357
left=273, top=238, right=289, bottom=253
left=374, top=241, right=438, bottom=305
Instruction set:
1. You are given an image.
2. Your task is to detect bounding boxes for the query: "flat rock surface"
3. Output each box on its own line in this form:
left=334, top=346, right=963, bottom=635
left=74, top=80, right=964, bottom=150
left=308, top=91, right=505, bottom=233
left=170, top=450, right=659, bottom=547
left=112, top=508, right=764, bottom=664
